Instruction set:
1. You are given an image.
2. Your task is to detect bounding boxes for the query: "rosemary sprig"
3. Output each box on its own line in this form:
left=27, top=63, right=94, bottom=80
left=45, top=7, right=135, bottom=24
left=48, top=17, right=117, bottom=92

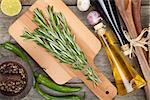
left=21, top=6, right=100, bottom=85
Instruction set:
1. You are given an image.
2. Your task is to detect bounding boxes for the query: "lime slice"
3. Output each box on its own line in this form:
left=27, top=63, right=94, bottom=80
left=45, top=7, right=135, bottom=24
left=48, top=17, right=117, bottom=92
left=1, top=0, right=22, bottom=16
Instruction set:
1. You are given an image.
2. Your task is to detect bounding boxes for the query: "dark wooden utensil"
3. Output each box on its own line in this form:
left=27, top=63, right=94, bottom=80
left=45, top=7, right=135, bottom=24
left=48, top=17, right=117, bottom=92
left=132, top=0, right=142, bottom=34
left=115, top=0, right=150, bottom=99
left=132, top=0, right=148, bottom=60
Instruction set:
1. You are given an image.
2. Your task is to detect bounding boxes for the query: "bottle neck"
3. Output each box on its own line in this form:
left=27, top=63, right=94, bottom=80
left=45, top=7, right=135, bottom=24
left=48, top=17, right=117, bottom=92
left=91, top=0, right=128, bottom=46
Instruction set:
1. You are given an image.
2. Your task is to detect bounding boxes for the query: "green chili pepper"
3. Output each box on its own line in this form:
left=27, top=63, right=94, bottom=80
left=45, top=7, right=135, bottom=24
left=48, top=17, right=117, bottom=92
left=34, top=72, right=81, bottom=93
left=1, top=42, right=81, bottom=96
left=34, top=82, right=81, bottom=100
left=0, top=42, right=31, bottom=66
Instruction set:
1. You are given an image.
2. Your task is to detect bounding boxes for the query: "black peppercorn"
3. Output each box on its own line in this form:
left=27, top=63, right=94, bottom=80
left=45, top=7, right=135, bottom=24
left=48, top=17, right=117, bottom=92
left=0, top=56, right=33, bottom=100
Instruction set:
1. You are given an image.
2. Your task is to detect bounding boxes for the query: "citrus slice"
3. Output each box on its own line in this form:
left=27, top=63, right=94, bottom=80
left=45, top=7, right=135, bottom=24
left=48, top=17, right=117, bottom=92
left=1, top=0, right=22, bottom=16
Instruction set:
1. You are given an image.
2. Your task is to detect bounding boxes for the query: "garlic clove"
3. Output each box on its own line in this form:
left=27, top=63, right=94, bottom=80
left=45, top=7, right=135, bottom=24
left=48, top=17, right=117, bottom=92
left=77, top=0, right=90, bottom=11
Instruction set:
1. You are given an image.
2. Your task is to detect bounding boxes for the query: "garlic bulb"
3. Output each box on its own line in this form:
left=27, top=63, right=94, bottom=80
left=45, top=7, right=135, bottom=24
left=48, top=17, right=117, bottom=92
left=77, top=0, right=90, bottom=11
left=87, top=11, right=103, bottom=25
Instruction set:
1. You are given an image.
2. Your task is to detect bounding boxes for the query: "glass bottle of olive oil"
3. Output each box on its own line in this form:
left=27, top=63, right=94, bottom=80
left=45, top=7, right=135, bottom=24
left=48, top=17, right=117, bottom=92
left=94, top=23, right=146, bottom=95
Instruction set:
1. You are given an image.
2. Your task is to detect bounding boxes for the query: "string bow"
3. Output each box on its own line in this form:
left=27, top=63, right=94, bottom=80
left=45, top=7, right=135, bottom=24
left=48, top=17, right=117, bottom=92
left=123, top=26, right=150, bottom=58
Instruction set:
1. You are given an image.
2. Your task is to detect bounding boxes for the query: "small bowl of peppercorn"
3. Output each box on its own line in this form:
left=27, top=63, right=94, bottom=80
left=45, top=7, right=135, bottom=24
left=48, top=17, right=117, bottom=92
left=0, top=56, right=33, bottom=100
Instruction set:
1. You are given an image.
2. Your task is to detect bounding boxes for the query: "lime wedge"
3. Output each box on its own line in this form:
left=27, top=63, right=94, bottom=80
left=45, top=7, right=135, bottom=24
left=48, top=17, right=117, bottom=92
left=1, top=0, right=22, bottom=16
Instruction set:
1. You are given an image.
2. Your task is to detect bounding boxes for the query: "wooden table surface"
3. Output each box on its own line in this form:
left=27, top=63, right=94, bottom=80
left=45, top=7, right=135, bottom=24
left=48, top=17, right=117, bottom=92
left=0, top=0, right=149, bottom=100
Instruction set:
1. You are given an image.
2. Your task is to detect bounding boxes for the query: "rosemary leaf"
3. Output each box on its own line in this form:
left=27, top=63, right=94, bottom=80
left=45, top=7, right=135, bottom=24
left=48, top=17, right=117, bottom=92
left=21, top=6, right=101, bottom=85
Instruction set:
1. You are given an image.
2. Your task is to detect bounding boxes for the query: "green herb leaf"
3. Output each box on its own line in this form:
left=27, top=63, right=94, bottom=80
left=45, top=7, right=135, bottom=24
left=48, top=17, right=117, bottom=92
left=21, top=6, right=101, bottom=85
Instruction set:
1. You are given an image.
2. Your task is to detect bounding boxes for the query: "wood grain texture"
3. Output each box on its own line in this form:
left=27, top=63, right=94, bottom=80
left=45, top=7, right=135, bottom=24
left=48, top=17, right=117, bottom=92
left=9, top=0, right=118, bottom=99
left=115, top=0, right=150, bottom=100
left=0, top=0, right=149, bottom=99
left=0, top=0, right=149, bottom=6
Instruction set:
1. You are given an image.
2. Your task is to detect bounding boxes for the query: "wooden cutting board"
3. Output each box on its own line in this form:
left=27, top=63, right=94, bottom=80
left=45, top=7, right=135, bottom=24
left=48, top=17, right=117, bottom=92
left=9, top=0, right=117, bottom=99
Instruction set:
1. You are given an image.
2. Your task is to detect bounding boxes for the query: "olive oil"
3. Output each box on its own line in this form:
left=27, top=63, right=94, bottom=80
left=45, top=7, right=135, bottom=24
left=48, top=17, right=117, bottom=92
left=95, top=23, right=146, bottom=95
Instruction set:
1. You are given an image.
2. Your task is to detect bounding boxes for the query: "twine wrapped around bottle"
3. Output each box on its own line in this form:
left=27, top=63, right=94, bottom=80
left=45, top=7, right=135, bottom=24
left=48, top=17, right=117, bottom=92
left=123, top=26, right=150, bottom=58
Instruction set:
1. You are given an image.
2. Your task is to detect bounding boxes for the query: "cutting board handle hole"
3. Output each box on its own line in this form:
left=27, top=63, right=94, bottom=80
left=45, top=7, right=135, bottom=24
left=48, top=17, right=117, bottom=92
left=105, top=91, right=109, bottom=94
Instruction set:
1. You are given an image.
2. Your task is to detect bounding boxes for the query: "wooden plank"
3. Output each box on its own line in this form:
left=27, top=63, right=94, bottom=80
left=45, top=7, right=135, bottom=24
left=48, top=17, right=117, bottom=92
left=21, top=0, right=149, bottom=6
left=0, top=5, right=149, bottom=34
left=0, top=0, right=77, bottom=5
left=142, top=0, right=150, bottom=5
left=0, top=48, right=146, bottom=100
left=22, top=0, right=77, bottom=6
left=9, top=0, right=118, bottom=99
left=0, top=2, right=149, bottom=100
left=0, top=6, right=149, bottom=82
left=141, top=6, right=150, bottom=28
left=0, top=0, right=149, bottom=6
left=22, top=83, right=145, bottom=100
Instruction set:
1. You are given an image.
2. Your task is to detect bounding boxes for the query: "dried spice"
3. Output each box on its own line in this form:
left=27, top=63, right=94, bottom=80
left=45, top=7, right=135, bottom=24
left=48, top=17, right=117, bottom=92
left=0, top=61, right=27, bottom=96
left=0, top=56, right=33, bottom=99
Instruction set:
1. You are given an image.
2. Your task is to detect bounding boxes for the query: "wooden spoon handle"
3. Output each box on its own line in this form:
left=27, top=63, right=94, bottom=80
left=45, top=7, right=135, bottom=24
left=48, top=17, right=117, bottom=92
left=132, top=0, right=142, bottom=34
left=135, top=47, right=150, bottom=100
left=115, top=0, right=150, bottom=99
left=132, top=0, right=148, bottom=61
left=144, top=83, right=150, bottom=100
